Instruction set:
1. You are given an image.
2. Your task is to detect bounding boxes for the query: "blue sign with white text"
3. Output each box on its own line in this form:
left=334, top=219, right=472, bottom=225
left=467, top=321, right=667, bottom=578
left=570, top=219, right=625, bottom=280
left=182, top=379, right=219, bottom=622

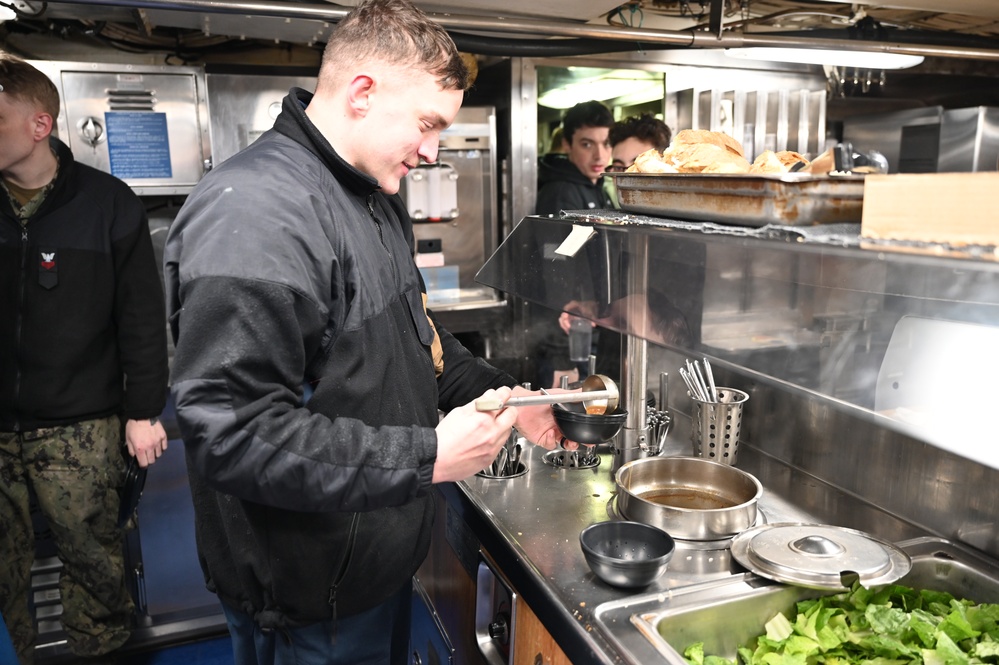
left=105, top=112, right=172, bottom=179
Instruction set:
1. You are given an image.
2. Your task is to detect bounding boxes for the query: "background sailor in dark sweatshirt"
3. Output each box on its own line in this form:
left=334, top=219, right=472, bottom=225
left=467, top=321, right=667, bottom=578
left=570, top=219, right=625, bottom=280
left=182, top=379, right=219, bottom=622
left=532, top=100, right=614, bottom=390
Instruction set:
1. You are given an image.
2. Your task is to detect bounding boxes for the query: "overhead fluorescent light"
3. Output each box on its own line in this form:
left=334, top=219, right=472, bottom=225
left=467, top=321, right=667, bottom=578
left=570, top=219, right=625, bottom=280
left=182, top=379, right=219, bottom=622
left=725, top=47, right=924, bottom=70
left=539, top=77, right=663, bottom=110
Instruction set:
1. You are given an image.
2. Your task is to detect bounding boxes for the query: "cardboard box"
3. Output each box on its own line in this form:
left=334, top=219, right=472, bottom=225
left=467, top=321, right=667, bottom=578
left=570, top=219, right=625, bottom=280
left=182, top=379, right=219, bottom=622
left=861, top=172, right=999, bottom=246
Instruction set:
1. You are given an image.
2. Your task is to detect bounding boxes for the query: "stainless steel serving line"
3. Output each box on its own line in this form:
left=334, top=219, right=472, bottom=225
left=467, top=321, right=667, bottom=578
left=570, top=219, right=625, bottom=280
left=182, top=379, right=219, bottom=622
left=462, top=207, right=999, bottom=665
left=445, top=433, right=933, bottom=665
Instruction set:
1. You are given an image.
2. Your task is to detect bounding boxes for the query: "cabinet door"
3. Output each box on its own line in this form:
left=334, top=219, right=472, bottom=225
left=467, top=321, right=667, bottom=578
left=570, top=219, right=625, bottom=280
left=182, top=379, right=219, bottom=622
left=513, top=599, right=571, bottom=665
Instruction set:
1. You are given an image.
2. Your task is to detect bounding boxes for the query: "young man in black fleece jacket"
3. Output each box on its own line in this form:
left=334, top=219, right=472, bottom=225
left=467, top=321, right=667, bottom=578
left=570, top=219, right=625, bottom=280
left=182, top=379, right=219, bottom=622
left=164, top=1, right=575, bottom=663
left=0, top=53, right=168, bottom=665
left=533, top=100, right=615, bottom=390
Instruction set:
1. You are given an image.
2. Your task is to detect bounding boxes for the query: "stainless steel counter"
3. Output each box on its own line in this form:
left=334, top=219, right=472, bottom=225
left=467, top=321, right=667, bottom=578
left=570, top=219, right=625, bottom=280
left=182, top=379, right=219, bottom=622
left=448, top=434, right=933, bottom=665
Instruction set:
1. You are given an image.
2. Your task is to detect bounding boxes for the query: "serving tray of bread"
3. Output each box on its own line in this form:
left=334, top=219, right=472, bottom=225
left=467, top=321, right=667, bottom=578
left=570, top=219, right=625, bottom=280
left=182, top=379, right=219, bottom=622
left=610, top=129, right=867, bottom=227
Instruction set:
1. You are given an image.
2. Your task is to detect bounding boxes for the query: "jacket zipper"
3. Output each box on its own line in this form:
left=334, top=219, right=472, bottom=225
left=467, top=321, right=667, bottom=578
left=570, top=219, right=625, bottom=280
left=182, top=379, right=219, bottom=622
left=366, top=195, right=396, bottom=275
left=13, top=222, right=28, bottom=433
left=327, top=511, right=360, bottom=643
left=365, top=196, right=438, bottom=377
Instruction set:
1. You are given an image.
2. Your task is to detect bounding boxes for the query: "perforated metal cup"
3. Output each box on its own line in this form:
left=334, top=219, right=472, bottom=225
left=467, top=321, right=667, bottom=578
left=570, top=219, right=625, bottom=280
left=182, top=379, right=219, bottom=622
left=690, top=388, right=749, bottom=465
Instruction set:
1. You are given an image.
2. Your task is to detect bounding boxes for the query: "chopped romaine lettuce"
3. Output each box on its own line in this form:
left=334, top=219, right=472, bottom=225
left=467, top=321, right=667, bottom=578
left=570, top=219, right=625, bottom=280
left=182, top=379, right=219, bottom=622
left=682, top=582, right=999, bottom=665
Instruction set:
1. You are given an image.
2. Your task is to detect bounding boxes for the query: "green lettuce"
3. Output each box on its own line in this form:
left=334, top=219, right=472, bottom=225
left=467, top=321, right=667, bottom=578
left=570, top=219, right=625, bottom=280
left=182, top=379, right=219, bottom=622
left=682, top=582, right=999, bottom=665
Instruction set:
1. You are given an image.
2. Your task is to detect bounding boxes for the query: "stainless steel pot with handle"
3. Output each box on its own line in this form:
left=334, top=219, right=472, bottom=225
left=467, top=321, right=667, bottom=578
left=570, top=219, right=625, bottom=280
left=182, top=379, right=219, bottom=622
left=615, top=456, right=762, bottom=541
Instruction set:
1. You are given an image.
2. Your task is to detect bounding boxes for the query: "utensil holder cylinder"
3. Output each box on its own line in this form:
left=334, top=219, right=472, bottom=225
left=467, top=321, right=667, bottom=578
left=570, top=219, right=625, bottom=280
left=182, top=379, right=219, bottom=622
left=690, top=388, right=749, bottom=465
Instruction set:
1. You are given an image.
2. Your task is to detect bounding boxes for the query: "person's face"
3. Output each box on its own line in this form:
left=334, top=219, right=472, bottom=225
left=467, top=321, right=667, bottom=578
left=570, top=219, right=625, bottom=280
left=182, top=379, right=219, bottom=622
left=0, top=94, right=47, bottom=179
left=609, top=136, right=657, bottom=173
left=566, top=125, right=611, bottom=184
left=352, top=67, right=464, bottom=195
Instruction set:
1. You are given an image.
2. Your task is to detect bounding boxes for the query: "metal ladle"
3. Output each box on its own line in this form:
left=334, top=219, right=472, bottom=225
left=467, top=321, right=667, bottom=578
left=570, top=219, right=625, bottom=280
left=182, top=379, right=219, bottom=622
left=474, top=374, right=620, bottom=414
left=539, top=387, right=569, bottom=411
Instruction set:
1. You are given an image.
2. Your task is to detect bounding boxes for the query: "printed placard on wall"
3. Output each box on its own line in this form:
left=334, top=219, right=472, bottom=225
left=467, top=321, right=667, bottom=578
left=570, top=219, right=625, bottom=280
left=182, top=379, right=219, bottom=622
left=105, top=112, right=173, bottom=179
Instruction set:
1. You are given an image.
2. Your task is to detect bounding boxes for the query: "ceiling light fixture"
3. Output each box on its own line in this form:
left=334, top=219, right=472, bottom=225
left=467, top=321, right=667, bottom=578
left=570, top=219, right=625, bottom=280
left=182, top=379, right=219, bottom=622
left=724, top=47, right=924, bottom=70
left=538, top=70, right=664, bottom=110
left=0, top=4, right=16, bottom=22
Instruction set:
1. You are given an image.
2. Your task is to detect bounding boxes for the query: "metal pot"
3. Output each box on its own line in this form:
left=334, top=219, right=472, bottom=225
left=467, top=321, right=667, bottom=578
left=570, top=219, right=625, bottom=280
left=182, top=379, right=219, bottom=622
left=615, top=456, right=762, bottom=541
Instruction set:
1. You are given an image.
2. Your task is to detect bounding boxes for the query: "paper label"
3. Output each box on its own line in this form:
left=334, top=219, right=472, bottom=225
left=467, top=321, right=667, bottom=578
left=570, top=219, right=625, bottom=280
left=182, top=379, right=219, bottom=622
left=555, top=224, right=597, bottom=257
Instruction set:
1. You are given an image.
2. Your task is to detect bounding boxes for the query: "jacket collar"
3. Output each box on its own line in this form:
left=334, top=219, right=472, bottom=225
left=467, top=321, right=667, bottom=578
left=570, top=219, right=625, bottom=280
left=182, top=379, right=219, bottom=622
left=2, top=138, right=74, bottom=219
left=538, top=152, right=604, bottom=189
left=273, top=87, right=380, bottom=198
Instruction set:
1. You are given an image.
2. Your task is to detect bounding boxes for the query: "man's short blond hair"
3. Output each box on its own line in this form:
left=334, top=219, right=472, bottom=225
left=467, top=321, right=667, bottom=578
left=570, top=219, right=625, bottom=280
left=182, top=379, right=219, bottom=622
left=318, top=0, right=469, bottom=92
left=0, top=52, right=60, bottom=118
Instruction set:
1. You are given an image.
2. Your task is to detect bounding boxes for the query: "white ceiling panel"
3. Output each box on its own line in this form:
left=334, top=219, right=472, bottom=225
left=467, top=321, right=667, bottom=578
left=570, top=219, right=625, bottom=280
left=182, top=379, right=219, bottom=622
left=802, top=0, right=999, bottom=20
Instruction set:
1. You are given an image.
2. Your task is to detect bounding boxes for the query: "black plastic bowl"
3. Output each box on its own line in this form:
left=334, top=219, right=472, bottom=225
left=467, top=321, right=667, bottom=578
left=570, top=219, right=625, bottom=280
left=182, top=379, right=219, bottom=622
left=553, top=407, right=627, bottom=445
left=579, top=520, right=675, bottom=588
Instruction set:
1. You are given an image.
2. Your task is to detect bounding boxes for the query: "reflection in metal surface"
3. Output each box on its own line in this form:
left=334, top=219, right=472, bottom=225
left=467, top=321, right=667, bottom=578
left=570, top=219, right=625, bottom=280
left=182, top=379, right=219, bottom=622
left=477, top=213, right=999, bottom=468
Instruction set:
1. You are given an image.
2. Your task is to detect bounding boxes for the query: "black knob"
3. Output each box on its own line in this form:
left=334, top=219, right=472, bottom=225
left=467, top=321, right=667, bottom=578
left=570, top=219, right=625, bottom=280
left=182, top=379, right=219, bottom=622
left=488, top=613, right=509, bottom=644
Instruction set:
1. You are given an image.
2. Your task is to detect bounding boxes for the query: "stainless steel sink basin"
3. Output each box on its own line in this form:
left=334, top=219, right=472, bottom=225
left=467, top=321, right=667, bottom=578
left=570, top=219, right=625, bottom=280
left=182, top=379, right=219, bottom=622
left=593, top=537, right=999, bottom=665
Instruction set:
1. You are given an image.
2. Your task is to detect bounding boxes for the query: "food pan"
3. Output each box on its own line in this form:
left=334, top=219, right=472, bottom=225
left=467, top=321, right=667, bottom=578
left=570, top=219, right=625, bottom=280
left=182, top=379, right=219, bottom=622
left=610, top=172, right=866, bottom=227
left=592, top=537, right=999, bottom=665
left=615, top=456, right=762, bottom=541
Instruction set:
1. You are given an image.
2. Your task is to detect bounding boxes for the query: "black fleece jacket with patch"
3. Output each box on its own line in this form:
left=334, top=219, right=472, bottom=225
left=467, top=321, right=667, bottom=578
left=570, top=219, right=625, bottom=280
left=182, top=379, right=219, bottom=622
left=165, top=88, right=517, bottom=626
left=0, top=138, right=167, bottom=432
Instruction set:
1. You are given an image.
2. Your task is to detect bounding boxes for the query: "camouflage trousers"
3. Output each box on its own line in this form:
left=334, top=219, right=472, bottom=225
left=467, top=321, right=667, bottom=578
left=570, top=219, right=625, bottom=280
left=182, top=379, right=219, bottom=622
left=0, top=416, right=133, bottom=664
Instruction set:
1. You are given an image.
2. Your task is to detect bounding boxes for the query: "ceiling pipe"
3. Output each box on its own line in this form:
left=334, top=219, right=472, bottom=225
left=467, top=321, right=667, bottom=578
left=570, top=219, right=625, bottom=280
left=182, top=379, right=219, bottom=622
left=48, top=0, right=999, bottom=62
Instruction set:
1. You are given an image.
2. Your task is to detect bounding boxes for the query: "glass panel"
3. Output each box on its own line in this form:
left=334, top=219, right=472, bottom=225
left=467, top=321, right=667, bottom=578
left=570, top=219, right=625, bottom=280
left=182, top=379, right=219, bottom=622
left=477, top=214, right=999, bottom=455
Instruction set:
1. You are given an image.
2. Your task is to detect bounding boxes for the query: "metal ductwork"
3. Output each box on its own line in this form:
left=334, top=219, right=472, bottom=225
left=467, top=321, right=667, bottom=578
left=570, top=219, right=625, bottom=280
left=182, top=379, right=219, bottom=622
left=44, top=0, right=999, bottom=62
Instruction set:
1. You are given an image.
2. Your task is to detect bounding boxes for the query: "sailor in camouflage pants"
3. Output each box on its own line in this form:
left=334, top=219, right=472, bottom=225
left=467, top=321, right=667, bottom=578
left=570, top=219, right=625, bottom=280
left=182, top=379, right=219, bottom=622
left=0, top=416, right=133, bottom=665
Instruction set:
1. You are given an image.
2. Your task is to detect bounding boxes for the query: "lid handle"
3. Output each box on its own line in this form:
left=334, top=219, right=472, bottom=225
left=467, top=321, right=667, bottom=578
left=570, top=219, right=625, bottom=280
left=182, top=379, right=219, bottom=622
left=791, top=535, right=846, bottom=557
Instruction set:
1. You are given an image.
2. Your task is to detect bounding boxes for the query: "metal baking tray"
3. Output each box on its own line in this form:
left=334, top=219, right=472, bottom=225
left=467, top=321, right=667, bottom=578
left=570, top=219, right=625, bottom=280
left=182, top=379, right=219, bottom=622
left=611, top=172, right=866, bottom=227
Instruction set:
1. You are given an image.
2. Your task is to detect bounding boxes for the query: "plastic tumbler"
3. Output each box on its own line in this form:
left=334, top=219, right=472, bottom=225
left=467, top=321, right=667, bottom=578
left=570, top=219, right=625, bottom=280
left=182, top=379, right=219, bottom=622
left=568, top=318, right=592, bottom=363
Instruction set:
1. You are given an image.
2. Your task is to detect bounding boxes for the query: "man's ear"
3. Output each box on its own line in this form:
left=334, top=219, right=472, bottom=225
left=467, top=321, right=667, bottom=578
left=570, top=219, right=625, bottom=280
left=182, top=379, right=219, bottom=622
left=31, top=112, right=54, bottom=142
left=345, top=74, right=375, bottom=117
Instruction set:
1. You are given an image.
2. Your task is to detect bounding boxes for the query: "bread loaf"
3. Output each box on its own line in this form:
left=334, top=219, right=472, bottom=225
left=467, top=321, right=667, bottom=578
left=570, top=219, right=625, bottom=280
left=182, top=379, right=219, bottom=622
left=676, top=143, right=749, bottom=173
left=628, top=148, right=677, bottom=173
left=802, top=147, right=834, bottom=174
left=749, top=150, right=784, bottom=174
left=626, top=130, right=816, bottom=176
left=750, top=149, right=811, bottom=174
left=776, top=150, right=809, bottom=171
left=669, top=129, right=745, bottom=158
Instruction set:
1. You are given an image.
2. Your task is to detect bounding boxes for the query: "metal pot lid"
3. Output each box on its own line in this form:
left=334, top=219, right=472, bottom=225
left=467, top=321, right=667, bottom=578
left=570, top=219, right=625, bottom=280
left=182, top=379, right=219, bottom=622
left=731, top=522, right=912, bottom=590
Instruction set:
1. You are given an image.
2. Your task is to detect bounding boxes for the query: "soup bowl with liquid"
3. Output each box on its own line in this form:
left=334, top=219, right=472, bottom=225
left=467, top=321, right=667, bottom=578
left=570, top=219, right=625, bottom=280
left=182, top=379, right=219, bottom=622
left=615, top=456, right=762, bottom=541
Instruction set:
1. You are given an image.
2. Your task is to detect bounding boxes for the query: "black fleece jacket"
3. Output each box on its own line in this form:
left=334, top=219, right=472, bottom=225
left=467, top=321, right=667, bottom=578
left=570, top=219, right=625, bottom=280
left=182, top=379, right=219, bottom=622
left=535, top=153, right=613, bottom=216
left=165, top=88, right=517, bottom=626
left=0, top=138, right=167, bottom=432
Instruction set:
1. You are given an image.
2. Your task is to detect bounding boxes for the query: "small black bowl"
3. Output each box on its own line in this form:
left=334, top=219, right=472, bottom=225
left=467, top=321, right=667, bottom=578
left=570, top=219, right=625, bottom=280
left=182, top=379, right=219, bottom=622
left=579, top=521, right=675, bottom=588
left=554, top=407, right=627, bottom=445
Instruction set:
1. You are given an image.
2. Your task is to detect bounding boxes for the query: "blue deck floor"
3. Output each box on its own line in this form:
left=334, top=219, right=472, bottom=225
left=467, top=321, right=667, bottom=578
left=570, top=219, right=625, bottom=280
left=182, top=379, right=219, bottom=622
left=122, top=636, right=233, bottom=665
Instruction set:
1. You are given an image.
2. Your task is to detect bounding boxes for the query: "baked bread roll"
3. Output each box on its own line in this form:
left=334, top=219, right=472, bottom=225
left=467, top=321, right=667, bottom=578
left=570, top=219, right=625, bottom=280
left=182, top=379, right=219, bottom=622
left=750, top=149, right=811, bottom=174
left=629, top=130, right=751, bottom=174
left=670, top=129, right=746, bottom=159
left=775, top=150, right=809, bottom=171
left=802, top=147, right=834, bottom=174
left=667, top=142, right=749, bottom=174
left=749, top=150, right=784, bottom=174
left=629, top=148, right=677, bottom=173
